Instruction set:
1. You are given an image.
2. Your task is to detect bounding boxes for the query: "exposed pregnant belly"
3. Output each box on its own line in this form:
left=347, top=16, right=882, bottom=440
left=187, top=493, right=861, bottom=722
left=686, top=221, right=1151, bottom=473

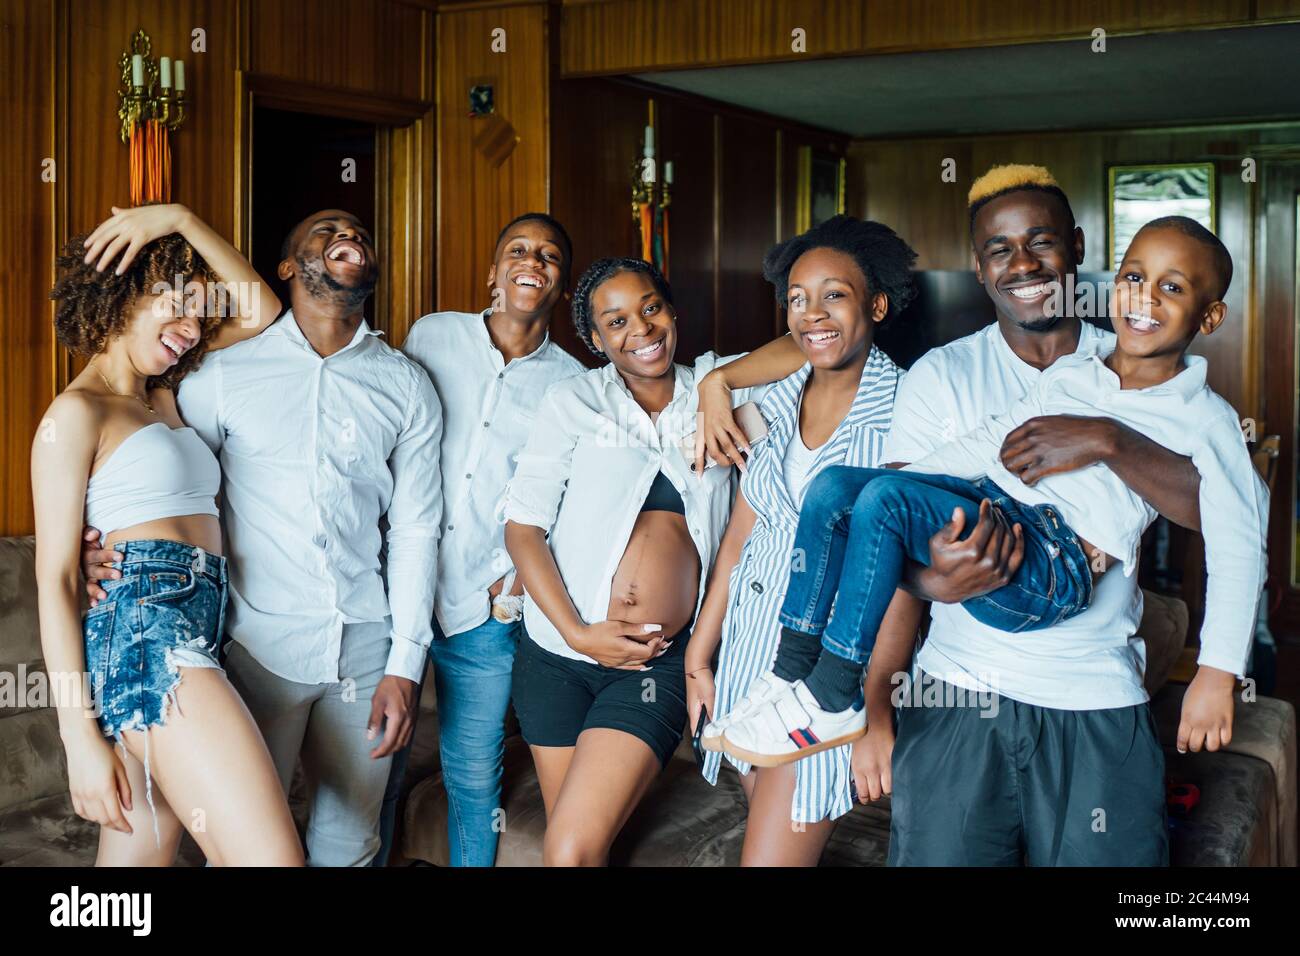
left=605, top=511, right=701, bottom=637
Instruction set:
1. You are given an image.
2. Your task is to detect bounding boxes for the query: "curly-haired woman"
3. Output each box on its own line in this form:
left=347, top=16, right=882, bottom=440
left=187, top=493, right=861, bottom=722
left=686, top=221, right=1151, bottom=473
left=32, top=203, right=303, bottom=866
left=687, top=216, right=922, bottom=865
left=503, top=257, right=800, bottom=865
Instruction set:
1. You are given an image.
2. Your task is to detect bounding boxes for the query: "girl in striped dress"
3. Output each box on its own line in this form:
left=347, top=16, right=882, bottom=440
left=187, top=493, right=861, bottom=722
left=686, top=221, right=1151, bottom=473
left=688, top=216, right=922, bottom=865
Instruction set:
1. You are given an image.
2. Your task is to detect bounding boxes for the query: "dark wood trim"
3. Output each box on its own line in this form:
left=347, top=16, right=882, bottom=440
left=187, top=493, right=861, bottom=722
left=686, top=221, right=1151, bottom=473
left=53, top=0, right=73, bottom=393
left=243, top=74, right=433, bottom=125
left=1259, top=161, right=1300, bottom=627
left=711, top=112, right=721, bottom=352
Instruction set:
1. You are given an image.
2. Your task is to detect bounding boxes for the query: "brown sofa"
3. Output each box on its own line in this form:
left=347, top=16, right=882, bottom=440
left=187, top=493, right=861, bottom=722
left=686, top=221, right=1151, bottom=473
left=1, top=534, right=1294, bottom=866
left=398, top=575, right=1298, bottom=867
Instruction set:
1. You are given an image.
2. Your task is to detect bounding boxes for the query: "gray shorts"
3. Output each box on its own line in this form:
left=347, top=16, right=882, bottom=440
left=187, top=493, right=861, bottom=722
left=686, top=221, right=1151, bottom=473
left=888, top=672, right=1168, bottom=866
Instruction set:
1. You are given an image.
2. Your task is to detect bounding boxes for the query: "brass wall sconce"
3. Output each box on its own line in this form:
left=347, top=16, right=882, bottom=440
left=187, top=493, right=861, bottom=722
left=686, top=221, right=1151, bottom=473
left=116, top=29, right=190, bottom=205
left=630, top=101, right=672, bottom=277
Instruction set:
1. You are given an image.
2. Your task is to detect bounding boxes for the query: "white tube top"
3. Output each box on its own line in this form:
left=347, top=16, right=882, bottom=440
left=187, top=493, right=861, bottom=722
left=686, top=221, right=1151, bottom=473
left=84, top=422, right=220, bottom=537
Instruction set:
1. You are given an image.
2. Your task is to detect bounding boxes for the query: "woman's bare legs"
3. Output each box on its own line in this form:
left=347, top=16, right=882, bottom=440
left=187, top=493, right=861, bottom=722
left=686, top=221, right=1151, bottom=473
left=530, top=745, right=576, bottom=820
left=739, top=764, right=836, bottom=867
left=96, top=744, right=183, bottom=866
left=540, top=728, right=661, bottom=866
left=106, top=667, right=303, bottom=866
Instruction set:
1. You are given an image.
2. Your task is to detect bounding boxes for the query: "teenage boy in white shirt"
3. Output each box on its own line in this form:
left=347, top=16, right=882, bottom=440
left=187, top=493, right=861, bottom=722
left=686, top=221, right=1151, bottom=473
left=376, top=214, right=586, bottom=867
left=84, top=210, right=443, bottom=867
left=699, top=165, right=1225, bottom=865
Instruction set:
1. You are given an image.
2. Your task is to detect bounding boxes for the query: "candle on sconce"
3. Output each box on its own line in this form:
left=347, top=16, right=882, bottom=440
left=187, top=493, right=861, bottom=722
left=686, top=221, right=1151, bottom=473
left=644, top=124, right=654, bottom=156
left=160, top=56, right=172, bottom=89
left=665, top=161, right=674, bottom=185
left=174, top=60, right=185, bottom=92
left=131, top=54, right=143, bottom=88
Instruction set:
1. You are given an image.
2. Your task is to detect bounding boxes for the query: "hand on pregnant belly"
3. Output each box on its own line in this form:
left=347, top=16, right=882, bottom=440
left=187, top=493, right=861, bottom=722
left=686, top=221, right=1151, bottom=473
left=573, top=619, right=672, bottom=670
left=606, top=510, right=701, bottom=638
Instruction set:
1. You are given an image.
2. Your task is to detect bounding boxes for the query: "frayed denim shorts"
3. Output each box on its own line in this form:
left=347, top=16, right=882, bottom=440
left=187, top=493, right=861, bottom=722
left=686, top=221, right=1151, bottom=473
left=85, top=539, right=227, bottom=739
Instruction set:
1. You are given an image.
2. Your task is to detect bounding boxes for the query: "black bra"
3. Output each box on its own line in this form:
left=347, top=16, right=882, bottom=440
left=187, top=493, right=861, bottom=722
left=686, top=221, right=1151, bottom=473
left=640, top=471, right=685, bottom=515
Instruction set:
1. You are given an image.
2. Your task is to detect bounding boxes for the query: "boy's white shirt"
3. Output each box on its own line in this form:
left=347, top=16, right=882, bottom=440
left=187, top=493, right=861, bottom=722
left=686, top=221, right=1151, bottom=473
left=885, top=321, right=1146, bottom=709
left=907, top=349, right=1267, bottom=678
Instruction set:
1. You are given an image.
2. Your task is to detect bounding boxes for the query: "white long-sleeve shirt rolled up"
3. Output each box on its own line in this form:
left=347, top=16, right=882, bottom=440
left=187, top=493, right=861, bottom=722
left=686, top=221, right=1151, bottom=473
left=504, top=352, right=756, bottom=665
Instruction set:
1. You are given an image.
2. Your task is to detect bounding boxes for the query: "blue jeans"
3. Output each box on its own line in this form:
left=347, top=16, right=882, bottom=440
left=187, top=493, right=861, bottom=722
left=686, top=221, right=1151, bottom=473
left=374, top=615, right=518, bottom=866
left=778, top=467, right=1094, bottom=665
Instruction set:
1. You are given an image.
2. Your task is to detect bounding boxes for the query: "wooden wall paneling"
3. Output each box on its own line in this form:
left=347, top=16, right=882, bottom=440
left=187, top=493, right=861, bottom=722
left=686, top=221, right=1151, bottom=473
left=655, top=92, right=718, bottom=363
left=383, top=108, right=437, bottom=345
left=65, top=0, right=238, bottom=245
left=1259, top=163, right=1300, bottom=619
left=435, top=1, right=551, bottom=316
left=549, top=75, right=850, bottom=363
left=1, top=0, right=57, bottom=536
left=562, top=0, right=869, bottom=76
left=779, top=125, right=847, bottom=240
left=862, top=0, right=1251, bottom=51
left=248, top=0, right=428, bottom=101
left=715, top=112, right=779, bottom=354
left=1257, top=0, right=1300, bottom=18
left=548, top=77, right=646, bottom=362
left=846, top=137, right=974, bottom=271
left=560, top=0, right=1270, bottom=76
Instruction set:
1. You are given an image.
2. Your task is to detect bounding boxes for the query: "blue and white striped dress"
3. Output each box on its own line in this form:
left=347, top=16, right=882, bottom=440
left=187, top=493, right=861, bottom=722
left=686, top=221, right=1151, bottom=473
left=702, top=346, right=901, bottom=823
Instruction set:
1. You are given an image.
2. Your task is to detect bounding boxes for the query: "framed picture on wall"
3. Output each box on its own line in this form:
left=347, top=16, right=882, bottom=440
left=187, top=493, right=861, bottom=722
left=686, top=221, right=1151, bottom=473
left=796, top=146, right=846, bottom=233
left=1108, top=162, right=1216, bottom=271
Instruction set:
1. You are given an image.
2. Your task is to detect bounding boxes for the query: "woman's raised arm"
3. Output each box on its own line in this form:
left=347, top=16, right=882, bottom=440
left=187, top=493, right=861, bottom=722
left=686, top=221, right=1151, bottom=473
left=81, top=203, right=281, bottom=349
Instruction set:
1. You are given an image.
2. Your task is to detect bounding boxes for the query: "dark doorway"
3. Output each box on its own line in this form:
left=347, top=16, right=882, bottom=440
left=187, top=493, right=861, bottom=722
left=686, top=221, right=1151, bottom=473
left=251, top=107, right=378, bottom=313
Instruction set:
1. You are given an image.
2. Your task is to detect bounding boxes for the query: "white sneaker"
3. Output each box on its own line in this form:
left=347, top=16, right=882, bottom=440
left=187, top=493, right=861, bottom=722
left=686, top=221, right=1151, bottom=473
left=721, top=680, right=866, bottom=767
left=702, top=672, right=795, bottom=752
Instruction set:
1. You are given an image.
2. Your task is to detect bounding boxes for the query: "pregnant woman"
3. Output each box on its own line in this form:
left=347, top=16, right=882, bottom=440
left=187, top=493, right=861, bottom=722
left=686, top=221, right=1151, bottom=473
left=504, top=257, right=775, bottom=866
left=32, top=204, right=303, bottom=866
left=688, top=216, right=922, bottom=865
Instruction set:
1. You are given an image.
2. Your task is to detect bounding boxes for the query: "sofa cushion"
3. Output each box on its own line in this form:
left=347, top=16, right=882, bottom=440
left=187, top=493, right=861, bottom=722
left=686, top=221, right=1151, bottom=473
left=401, top=735, right=753, bottom=866
left=1139, top=589, right=1188, bottom=697
left=1164, top=748, right=1275, bottom=866
left=0, top=538, right=40, bottom=668
left=1150, top=682, right=1296, bottom=866
left=0, top=792, right=205, bottom=867
left=0, top=708, right=70, bottom=810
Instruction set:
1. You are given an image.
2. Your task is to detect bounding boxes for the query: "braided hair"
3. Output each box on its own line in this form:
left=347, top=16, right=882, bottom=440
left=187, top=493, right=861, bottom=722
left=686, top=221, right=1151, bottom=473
left=762, top=215, right=917, bottom=323
left=571, top=257, right=674, bottom=358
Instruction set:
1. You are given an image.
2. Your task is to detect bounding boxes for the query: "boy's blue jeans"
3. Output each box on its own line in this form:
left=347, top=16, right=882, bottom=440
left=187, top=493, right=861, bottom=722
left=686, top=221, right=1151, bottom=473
left=778, top=467, right=1095, bottom=666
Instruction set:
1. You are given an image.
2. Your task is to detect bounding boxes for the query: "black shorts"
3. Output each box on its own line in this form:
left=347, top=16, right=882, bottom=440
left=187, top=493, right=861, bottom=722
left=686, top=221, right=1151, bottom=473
left=511, top=625, right=690, bottom=767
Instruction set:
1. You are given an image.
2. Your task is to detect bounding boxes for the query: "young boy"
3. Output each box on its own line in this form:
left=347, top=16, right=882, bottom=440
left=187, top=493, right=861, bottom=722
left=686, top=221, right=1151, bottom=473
left=719, top=216, right=1268, bottom=768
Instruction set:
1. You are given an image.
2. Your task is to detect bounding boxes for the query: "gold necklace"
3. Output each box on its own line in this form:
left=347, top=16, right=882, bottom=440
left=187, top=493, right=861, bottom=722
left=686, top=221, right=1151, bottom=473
left=90, top=361, right=155, bottom=414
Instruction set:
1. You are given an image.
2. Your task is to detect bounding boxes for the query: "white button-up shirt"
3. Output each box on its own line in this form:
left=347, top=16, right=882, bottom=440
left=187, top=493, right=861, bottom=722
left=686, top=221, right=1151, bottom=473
left=179, top=311, right=443, bottom=684
left=401, top=310, right=585, bottom=637
left=908, top=350, right=1267, bottom=678
left=884, top=321, right=1148, bottom=709
left=505, top=353, right=753, bottom=663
